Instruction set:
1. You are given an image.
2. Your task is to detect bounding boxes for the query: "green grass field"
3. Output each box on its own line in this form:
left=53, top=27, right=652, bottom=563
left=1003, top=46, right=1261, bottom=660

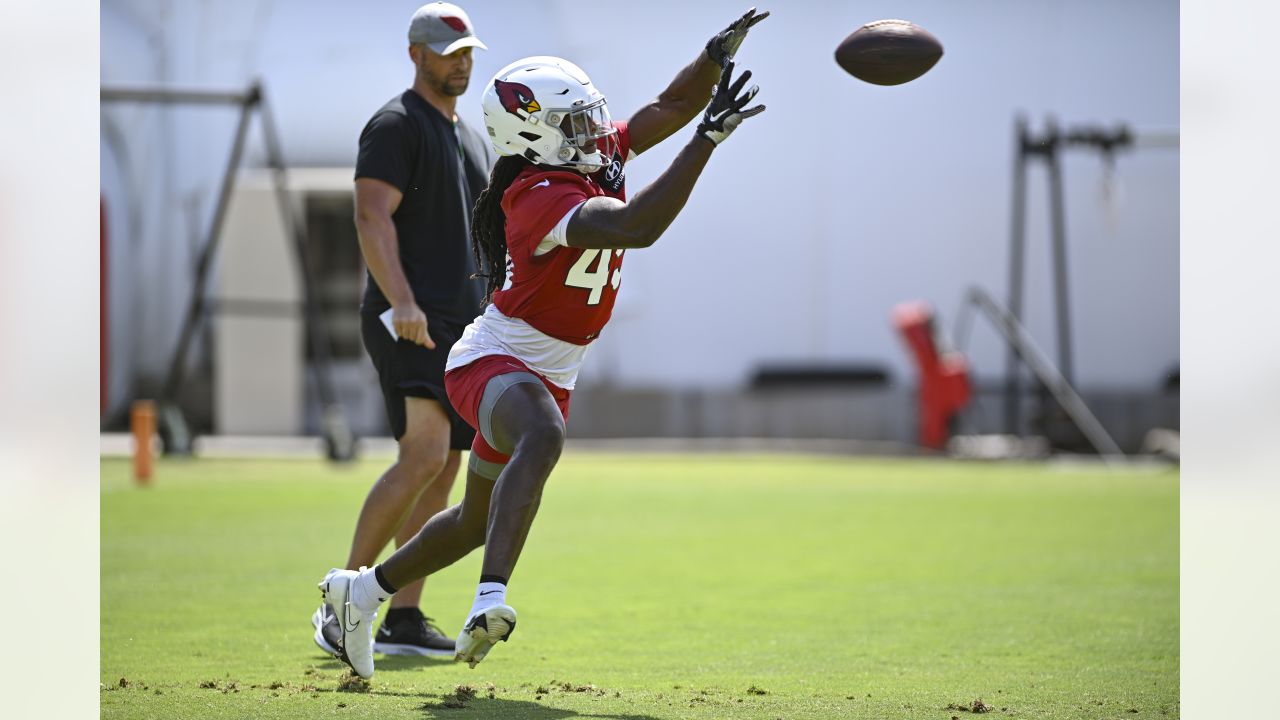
left=101, top=453, right=1178, bottom=719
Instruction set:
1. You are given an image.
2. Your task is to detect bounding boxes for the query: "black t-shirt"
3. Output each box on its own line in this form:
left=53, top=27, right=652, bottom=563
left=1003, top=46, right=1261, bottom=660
left=355, top=90, right=494, bottom=325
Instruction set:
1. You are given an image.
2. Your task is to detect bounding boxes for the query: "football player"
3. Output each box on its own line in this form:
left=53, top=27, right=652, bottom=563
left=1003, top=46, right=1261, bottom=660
left=318, top=7, right=769, bottom=678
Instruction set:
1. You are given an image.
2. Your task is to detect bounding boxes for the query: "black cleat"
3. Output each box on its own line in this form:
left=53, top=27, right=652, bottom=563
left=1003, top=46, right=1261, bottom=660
left=375, top=608, right=456, bottom=657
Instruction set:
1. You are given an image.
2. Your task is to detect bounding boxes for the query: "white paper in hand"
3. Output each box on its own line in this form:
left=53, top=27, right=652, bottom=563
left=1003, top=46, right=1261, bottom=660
left=378, top=308, right=398, bottom=339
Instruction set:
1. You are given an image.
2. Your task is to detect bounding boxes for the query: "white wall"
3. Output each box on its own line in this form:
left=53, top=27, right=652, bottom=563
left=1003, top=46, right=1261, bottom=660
left=101, top=0, right=1178, bottom=400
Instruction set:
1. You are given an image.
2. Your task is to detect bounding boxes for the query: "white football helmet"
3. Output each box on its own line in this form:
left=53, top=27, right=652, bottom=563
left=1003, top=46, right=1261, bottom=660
left=481, top=56, right=618, bottom=174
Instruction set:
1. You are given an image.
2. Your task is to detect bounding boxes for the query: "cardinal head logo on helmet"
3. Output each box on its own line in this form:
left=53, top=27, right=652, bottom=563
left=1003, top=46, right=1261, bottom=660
left=494, top=80, right=541, bottom=118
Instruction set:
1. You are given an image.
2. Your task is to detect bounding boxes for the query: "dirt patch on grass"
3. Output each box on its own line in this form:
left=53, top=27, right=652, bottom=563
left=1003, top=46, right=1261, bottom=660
left=194, top=681, right=240, bottom=691
left=560, top=682, right=606, bottom=695
left=747, top=685, right=769, bottom=696
left=336, top=671, right=370, bottom=693
left=423, top=684, right=480, bottom=710
left=526, top=680, right=619, bottom=702
left=946, top=698, right=992, bottom=713
left=195, top=679, right=239, bottom=693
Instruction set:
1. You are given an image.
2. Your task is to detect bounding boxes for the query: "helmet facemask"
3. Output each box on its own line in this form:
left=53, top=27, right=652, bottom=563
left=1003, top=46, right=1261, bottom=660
left=548, top=97, right=618, bottom=174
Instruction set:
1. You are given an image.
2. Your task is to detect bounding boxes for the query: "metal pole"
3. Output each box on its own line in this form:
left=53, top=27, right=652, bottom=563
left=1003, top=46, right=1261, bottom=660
left=156, top=93, right=256, bottom=454
left=255, top=85, right=355, bottom=461
left=101, top=88, right=252, bottom=106
left=1045, top=117, right=1074, bottom=384
left=1005, top=115, right=1029, bottom=434
left=966, top=287, right=1124, bottom=463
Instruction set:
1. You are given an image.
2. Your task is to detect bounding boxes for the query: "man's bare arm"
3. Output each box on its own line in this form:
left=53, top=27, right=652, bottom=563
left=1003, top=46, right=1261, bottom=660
left=568, top=63, right=764, bottom=251
left=626, top=54, right=720, bottom=157
left=627, top=8, right=769, bottom=155
left=354, top=177, right=433, bottom=348
left=568, top=137, right=714, bottom=250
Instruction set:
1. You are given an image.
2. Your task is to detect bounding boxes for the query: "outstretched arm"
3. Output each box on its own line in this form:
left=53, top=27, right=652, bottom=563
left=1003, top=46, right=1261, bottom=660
left=627, top=7, right=769, bottom=156
left=569, top=62, right=765, bottom=250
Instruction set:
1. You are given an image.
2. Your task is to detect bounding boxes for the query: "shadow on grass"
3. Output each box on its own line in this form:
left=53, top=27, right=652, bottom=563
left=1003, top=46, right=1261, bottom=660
left=414, top=697, right=662, bottom=720
left=313, top=684, right=664, bottom=720
left=310, top=653, right=462, bottom=675
left=373, top=654, right=457, bottom=673
left=308, top=654, right=665, bottom=718
left=309, top=655, right=348, bottom=672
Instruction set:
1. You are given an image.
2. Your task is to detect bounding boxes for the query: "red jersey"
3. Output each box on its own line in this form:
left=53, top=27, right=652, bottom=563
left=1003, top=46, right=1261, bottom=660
left=493, top=121, right=632, bottom=345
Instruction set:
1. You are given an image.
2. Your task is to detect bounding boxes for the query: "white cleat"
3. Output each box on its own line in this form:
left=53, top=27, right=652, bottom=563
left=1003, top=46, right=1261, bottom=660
left=455, top=604, right=517, bottom=669
left=311, top=602, right=340, bottom=656
left=317, top=568, right=377, bottom=679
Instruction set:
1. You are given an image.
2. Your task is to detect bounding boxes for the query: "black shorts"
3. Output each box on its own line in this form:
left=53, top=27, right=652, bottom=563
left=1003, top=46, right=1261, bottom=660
left=360, top=311, right=476, bottom=449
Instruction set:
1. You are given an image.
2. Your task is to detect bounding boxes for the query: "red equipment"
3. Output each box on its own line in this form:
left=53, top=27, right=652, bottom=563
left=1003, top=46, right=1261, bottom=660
left=893, top=301, right=971, bottom=449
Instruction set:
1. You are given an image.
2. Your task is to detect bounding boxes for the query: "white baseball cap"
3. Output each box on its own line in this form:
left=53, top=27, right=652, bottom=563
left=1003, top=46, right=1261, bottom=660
left=408, top=3, right=487, bottom=55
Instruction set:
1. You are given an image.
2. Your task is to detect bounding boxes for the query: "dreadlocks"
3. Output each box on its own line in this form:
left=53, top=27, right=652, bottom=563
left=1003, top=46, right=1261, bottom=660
left=470, top=155, right=533, bottom=305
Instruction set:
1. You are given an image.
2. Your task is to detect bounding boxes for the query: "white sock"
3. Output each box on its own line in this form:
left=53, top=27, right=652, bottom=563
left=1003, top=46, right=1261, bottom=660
left=469, top=581, right=507, bottom=616
left=350, top=566, right=393, bottom=615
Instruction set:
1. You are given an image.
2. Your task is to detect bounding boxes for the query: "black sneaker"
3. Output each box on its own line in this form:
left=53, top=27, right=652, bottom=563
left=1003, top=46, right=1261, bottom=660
left=375, top=608, right=456, bottom=656
left=311, top=602, right=342, bottom=656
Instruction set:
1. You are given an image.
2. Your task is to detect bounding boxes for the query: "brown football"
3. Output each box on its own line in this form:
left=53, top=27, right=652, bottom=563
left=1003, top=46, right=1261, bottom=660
left=835, top=19, right=944, bottom=86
